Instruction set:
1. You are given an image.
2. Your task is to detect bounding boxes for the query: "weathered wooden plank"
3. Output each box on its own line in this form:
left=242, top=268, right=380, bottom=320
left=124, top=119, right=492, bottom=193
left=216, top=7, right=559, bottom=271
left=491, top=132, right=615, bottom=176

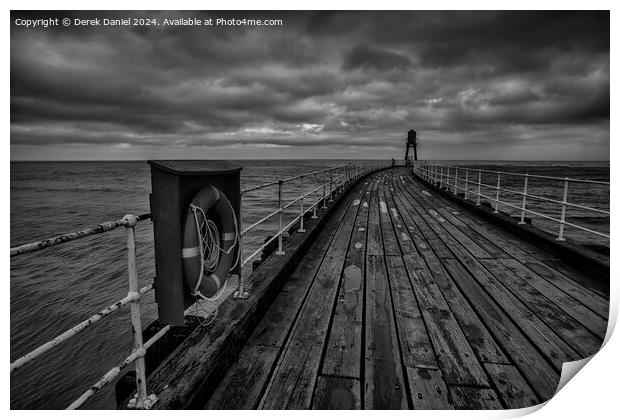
left=250, top=214, right=349, bottom=348
left=387, top=178, right=509, bottom=365
left=401, top=182, right=581, bottom=369
left=440, top=258, right=558, bottom=401
left=259, top=182, right=365, bottom=409
left=322, top=180, right=373, bottom=378
left=431, top=205, right=512, bottom=259
left=483, top=363, right=539, bottom=409
left=385, top=256, right=437, bottom=370
left=406, top=367, right=453, bottom=410
left=312, top=376, right=361, bottom=409
left=522, top=260, right=609, bottom=318
left=424, top=207, right=492, bottom=259
left=449, top=386, right=503, bottom=409
left=404, top=264, right=491, bottom=388
left=377, top=179, right=401, bottom=255
left=392, top=185, right=453, bottom=260
left=205, top=344, right=279, bottom=409
left=404, top=174, right=560, bottom=263
left=424, top=182, right=608, bottom=308
left=366, top=180, right=383, bottom=256
left=484, top=259, right=604, bottom=354
left=204, top=178, right=367, bottom=409
left=365, top=254, right=409, bottom=409
left=544, top=260, right=609, bottom=298
left=408, top=182, right=537, bottom=261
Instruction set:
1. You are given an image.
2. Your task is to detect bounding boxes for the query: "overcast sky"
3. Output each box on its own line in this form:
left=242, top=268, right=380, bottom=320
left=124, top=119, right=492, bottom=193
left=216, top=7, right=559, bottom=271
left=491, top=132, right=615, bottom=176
left=11, top=11, right=609, bottom=161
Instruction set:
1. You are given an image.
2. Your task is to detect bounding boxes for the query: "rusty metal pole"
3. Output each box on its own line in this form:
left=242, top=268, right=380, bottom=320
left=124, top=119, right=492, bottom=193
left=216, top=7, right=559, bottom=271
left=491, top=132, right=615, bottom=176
left=494, top=172, right=501, bottom=213
left=329, top=169, right=334, bottom=202
left=234, top=198, right=248, bottom=299
left=322, top=170, right=327, bottom=209
left=557, top=178, right=569, bottom=240
left=312, top=172, right=318, bottom=219
left=519, top=175, right=529, bottom=225
left=440, top=166, right=444, bottom=189
left=277, top=180, right=285, bottom=254
left=299, top=175, right=305, bottom=233
left=476, top=170, right=482, bottom=205
left=123, top=214, right=147, bottom=408
left=464, top=169, right=469, bottom=200
left=454, top=168, right=458, bottom=195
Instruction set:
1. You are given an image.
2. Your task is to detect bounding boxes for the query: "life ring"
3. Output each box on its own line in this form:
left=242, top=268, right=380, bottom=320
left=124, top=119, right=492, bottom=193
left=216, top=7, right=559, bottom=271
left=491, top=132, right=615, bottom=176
left=182, top=186, right=238, bottom=300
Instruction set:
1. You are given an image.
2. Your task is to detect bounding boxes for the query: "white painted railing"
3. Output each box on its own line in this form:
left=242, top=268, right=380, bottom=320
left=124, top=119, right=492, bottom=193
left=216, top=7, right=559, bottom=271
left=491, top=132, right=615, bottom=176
left=10, top=213, right=159, bottom=409
left=234, top=162, right=388, bottom=298
left=412, top=162, right=609, bottom=242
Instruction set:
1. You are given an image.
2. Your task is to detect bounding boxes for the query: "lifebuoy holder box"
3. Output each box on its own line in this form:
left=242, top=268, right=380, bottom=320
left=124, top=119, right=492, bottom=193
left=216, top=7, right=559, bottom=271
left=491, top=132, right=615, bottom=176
left=148, top=160, right=242, bottom=326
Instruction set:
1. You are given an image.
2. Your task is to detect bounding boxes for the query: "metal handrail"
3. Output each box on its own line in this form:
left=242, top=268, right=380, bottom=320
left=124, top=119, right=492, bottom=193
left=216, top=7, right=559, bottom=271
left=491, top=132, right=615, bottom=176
left=10, top=214, right=158, bottom=409
left=234, top=162, right=388, bottom=297
left=412, top=162, right=609, bottom=241
left=431, top=164, right=610, bottom=185
left=10, top=213, right=152, bottom=257
left=241, top=164, right=349, bottom=195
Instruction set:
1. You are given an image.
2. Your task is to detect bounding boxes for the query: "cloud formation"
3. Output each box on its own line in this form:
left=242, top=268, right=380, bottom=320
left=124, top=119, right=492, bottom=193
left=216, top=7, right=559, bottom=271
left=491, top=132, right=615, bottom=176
left=10, top=11, right=609, bottom=160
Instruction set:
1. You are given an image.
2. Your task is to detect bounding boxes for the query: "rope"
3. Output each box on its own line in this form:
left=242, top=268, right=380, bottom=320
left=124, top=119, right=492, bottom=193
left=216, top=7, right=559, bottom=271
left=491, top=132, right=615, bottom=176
left=188, top=197, right=240, bottom=303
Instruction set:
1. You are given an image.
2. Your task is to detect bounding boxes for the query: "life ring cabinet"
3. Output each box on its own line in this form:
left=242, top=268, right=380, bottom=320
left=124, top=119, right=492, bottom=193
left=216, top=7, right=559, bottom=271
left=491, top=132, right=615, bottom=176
left=148, top=160, right=242, bottom=326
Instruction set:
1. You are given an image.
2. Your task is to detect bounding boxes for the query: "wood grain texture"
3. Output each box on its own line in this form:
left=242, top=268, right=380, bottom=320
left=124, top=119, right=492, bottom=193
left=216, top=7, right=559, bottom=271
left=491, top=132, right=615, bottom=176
left=194, top=168, right=608, bottom=410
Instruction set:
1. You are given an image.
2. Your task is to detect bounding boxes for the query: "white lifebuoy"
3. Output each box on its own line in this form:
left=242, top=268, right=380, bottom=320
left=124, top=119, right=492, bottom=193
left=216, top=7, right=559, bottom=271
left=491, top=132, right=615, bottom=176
left=181, top=186, right=238, bottom=300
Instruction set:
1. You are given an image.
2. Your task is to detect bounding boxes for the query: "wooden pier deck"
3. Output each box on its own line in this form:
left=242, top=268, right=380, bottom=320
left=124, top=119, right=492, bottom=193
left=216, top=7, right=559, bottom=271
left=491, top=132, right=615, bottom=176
left=203, top=168, right=608, bottom=410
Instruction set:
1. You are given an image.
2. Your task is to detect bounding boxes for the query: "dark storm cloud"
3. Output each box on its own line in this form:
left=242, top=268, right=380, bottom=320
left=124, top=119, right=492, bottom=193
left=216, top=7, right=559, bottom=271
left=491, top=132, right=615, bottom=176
left=343, top=45, right=413, bottom=71
left=10, top=10, right=609, bottom=159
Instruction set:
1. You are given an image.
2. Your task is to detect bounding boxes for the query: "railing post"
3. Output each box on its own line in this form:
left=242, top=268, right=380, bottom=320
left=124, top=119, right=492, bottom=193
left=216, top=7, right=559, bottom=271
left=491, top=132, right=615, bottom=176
left=464, top=169, right=469, bottom=200
left=557, top=177, right=569, bottom=240
left=277, top=180, right=285, bottom=254
left=123, top=215, right=147, bottom=408
left=298, top=175, right=305, bottom=233
left=494, top=172, right=501, bottom=213
left=454, top=168, right=458, bottom=195
left=322, top=170, right=327, bottom=209
left=312, top=172, right=318, bottom=219
left=329, top=169, right=334, bottom=202
left=440, top=166, right=444, bottom=189
left=476, top=170, right=481, bottom=205
left=519, top=175, right=529, bottom=225
left=233, top=200, right=248, bottom=300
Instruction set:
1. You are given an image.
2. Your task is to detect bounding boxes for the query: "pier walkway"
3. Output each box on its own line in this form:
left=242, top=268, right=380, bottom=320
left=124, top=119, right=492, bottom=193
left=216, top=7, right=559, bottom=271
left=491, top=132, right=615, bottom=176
left=203, top=168, right=608, bottom=409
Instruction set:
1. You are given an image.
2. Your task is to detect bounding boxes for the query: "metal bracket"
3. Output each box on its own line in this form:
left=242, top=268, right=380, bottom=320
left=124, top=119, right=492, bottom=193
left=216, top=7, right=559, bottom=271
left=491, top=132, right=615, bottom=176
left=233, top=288, right=250, bottom=299
left=127, top=393, right=159, bottom=409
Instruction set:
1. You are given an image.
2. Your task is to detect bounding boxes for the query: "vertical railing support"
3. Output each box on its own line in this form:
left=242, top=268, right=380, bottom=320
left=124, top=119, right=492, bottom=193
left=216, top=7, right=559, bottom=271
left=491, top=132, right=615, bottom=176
left=464, top=169, right=469, bottom=200
left=123, top=214, right=147, bottom=408
left=476, top=170, right=481, bottom=205
left=557, top=177, right=569, bottom=240
left=494, top=172, right=501, bottom=213
left=519, top=175, right=529, bottom=225
left=322, top=170, right=327, bottom=209
left=298, top=175, right=306, bottom=233
left=329, top=169, right=334, bottom=202
left=312, top=172, right=318, bottom=219
left=276, top=180, right=285, bottom=255
left=454, top=168, right=458, bottom=195
left=233, top=200, right=248, bottom=299
left=440, top=166, right=444, bottom=189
